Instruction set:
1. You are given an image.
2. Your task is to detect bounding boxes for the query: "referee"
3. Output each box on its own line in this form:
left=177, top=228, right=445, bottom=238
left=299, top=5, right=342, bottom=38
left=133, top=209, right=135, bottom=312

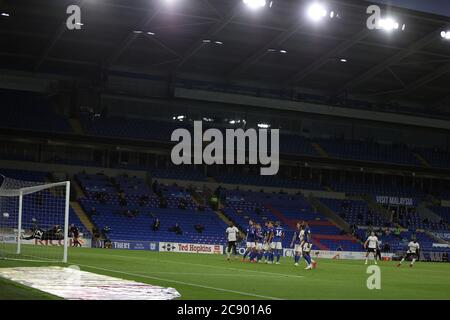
left=225, top=223, right=239, bottom=261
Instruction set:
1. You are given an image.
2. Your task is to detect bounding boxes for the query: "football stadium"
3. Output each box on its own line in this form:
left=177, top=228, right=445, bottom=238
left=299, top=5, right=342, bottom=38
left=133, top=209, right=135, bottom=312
left=0, top=0, right=449, bottom=302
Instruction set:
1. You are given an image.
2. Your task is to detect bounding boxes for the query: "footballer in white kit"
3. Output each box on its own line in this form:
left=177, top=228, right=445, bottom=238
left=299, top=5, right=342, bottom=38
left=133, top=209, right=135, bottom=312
left=225, top=223, right=239, bottom=260
left=364, top=231, right=379, bottom=265
left=397, top=240, right=420, bottom=267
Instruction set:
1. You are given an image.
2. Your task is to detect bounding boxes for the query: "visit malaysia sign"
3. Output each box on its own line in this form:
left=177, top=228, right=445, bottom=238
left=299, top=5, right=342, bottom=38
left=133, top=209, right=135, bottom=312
left=375, top=196, right=415, bottom=206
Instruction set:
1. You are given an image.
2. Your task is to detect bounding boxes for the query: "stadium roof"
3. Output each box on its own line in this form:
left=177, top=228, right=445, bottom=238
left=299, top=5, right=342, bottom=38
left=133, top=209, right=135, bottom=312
left=1, top=0, right=450, bottom=111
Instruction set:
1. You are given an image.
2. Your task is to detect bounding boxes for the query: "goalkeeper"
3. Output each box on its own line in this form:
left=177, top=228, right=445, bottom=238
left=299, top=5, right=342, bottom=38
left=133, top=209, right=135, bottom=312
left=22, top=226, right=45, bottom=245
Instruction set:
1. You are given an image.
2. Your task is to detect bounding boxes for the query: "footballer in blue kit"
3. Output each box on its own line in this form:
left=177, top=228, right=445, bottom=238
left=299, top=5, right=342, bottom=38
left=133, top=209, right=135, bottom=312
left=242, top=220, right=256, bottom=261
left=254, top=223, right=264, bottom=262
left=270, top=221, right=284, bottom=264
left=290, top=222, right=303, bottom=266
left=301, top=222, right=317, bottom=270
left=261, top=221, right=271, bottom=262
left=265, top=221, right=274, bottom=264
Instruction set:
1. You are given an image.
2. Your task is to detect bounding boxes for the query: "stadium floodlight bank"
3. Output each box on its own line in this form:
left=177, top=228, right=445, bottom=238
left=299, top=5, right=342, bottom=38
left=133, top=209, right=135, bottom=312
left=0, top=175, right=70, bottom=263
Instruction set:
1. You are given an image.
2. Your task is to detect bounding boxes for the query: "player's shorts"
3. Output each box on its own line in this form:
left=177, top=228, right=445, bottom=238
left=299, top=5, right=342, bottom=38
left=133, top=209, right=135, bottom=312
left=270, top=242, right=282, bottom=250
left=246, top=241, right=256, bottom=249
left=367, top=247, right=376, bottom=253
left=303, top=243, right=312, bottom=253
left=263, top=243, right=270, bottom=251
left=294, top=244, right=303, bottom=253
left=256, top=243, right=263, bottom=250
left=406, top=252, right=417, bottom=260
left=227, top=241, right=236, bottom=247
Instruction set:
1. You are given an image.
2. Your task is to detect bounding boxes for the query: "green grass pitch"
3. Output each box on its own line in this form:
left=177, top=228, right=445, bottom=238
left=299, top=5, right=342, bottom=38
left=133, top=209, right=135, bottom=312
left=0, top=247, right=449, bottom=300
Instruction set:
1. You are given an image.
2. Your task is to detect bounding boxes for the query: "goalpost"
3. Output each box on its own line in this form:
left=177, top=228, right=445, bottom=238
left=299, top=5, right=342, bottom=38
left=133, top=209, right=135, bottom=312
left=0, top=175, right=70, bottom=263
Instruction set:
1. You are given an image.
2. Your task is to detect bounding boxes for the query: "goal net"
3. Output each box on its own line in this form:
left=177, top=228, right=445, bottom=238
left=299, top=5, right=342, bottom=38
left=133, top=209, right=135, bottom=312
left=0, top=175, right=70, bottom=263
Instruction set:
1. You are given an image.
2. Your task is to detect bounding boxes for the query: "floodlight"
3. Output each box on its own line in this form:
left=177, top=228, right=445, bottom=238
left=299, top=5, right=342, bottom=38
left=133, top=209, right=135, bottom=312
left=307, top=3, right=327, bottom=22
left=243, top=0, right=267, bottom=10
left=378, top=18, right=399, bottom=32
left=1, top=13, right=10, bottom=17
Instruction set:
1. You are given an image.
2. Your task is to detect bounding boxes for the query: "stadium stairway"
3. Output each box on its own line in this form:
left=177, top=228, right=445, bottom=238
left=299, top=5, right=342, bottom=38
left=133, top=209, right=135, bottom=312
left=70, top=201, right=94, bottom=234
left=424, top=230, right=448, bottom=244
left=72, top=179, right=86, bottom=198
left=362, top=194, right=392, bottom=222
left=190, top=188, right=238, bottom=232
left=264, top=204, right=330, bottom=250
left=307, top=196, right=351, bottom=233
left=306, top=196, right=363, bottom=248
left=265, top=202, right=363, bottom=250
left=69, top=118, right=84, bottom=135
left=311, top=142, right=329, bottom=158
left=264, top=204, right=296, bottom=229
left=414, top=152, right=431, bottom=168
left=417, top=202, right=444, bottom=223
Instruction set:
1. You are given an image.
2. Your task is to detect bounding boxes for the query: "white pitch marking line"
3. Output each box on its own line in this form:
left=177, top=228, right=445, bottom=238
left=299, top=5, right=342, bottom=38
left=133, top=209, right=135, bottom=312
left=77, top=263, right=284, bottom=300
left=76, top=252, right=304, bottom=279
left=147, top=271, right=283, bottom=277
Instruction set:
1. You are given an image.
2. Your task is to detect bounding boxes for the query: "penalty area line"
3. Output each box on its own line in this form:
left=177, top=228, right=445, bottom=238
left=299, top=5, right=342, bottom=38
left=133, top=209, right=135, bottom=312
left=77, top=263, right=283, bottom=300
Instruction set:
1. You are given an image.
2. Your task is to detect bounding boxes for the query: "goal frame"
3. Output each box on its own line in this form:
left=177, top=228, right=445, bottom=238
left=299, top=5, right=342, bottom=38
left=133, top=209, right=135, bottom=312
left=13, top=181, right=71, bottom=263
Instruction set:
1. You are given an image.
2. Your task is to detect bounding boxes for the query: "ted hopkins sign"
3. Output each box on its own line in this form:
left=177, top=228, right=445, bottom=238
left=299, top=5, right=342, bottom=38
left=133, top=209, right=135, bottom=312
left=159, top=242, right=223, bottom=254
left=375, top=196, right=415, bottom=206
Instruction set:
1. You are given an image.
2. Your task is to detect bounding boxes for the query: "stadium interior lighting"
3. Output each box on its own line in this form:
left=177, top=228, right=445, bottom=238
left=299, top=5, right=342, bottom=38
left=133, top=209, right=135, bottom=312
left=378, top=18, right=402, bottom=32
left=203, top=39, right=211, bottom=43
left=229, top=119, right=246, bottom=125
left=441, top=31, right=450, bottom=40
left=133, top=30, right=143, bottom=34
left=243, top=0, right=267, bottom=10
left=340, top=58, right=347, bottom=63
left=307, top=3, right=328, bottom=22
left=163, top=0, right=178, bottom=6
left=279, top=49, right=287, bottom=54
left=257, top=123, right=271, bottom=128
left=214, top=41, right=223, bottom=45
left=1, top=12, right=10, bottom=17
left=173, top=115, right=186, bottom=121
left=147, top=32, right=155, bottom=36
left=202, top=117, right=214, bottom=122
